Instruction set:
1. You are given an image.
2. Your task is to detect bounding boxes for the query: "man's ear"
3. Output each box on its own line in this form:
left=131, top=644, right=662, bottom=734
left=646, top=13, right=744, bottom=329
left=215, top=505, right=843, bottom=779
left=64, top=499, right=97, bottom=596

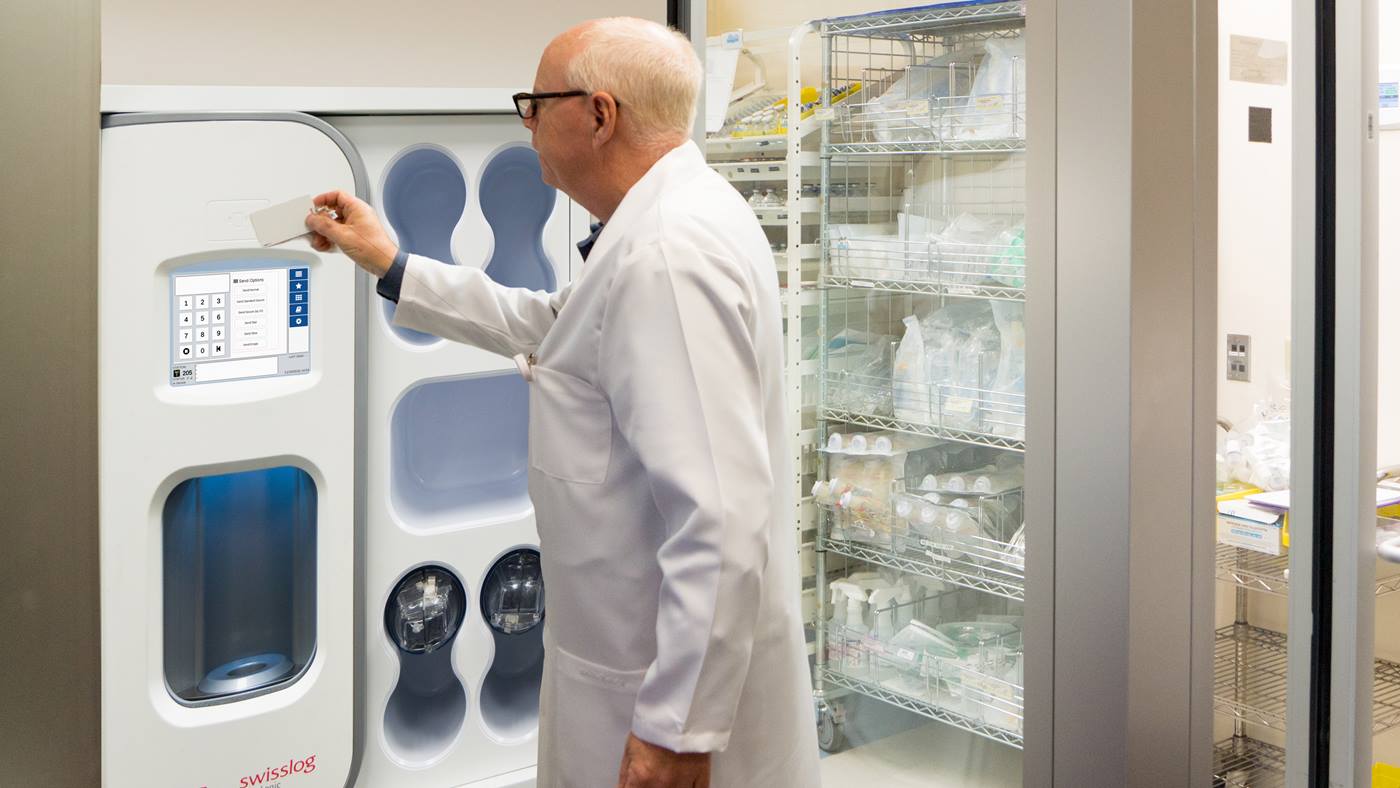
left=591, top=92, right=618, bottom=149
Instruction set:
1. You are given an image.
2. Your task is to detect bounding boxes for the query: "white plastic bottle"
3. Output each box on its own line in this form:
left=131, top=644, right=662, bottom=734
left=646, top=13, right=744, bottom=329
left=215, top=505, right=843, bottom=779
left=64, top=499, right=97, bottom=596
left=832, top=581, right=870, bottom=636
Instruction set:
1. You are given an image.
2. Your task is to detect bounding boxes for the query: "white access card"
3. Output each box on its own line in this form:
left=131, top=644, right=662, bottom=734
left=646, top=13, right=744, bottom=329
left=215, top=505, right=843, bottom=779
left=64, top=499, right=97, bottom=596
left=250, top=195, right=315, bottom=247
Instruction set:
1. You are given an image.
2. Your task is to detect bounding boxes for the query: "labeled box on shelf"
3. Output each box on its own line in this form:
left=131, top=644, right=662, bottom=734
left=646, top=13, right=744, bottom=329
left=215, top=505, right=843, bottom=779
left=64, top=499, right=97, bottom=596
left=1215, top=485, right=1287, bottom=556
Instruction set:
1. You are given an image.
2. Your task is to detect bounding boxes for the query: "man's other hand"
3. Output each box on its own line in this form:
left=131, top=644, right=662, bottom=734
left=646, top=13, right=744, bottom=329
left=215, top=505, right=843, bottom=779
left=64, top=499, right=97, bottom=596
left=305, top=190, right=398, bottom=277
left=616, top=733, right=711, bottom=788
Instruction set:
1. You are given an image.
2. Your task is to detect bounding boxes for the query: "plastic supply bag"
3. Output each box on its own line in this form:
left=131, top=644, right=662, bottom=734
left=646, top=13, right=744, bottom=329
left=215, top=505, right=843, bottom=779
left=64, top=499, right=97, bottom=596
left=955, top=37, right=1026, bottom=141
left=893, top=315, right=930, bottom=422
left=1217, top=395, right=1291, bottom=491
left=918, top=301, right=1001, bottom=433
left=828, top=335, right=895, bottom=417
left=829, top=222, right=899, bottom=278
left=987, top=223, right=1026, bottom=289
left=933, top=213, right=1003, bottom=287
left=866, top=47, right=983, bottom=143
left=989, top=301, right=1026, bottom=440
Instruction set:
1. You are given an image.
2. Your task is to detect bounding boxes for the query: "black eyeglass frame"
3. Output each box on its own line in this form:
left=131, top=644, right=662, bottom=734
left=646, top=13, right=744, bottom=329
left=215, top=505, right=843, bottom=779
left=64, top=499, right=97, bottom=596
left=512, top=90, right=585, bottom=119
left=512, top=90, right=621, bottom=119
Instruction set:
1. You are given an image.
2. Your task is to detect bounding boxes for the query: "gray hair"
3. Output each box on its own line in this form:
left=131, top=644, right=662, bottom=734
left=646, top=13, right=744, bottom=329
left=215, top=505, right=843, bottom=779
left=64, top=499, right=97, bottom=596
left=565, top=17, right=702, bottom=147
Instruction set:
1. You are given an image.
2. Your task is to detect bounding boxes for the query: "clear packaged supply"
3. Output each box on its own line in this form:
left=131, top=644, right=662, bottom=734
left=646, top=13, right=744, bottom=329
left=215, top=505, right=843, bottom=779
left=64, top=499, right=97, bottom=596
left=825, top=333, right=896, bottom=417
left=989, top=301, right=1026, bottom=439
left=893, top=314, right=930, bottom=422
left=1217, top=394, right=1291, bottom=491
left=933, top=213, right=1003, bottom=287
left=828, top=222, right=899, bottom=278
left=954, top=37, right=1026, bottom=141
left=863, top=47, right=984, bottom=143
left=819, top=431, right=947, bottom=543
left=898, top=301, right=997, bottom=430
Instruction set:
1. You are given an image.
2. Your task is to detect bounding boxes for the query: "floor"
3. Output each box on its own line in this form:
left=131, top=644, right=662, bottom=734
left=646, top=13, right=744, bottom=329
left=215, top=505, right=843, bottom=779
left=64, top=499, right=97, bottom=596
left=820, top=724, right=1023, bottom=787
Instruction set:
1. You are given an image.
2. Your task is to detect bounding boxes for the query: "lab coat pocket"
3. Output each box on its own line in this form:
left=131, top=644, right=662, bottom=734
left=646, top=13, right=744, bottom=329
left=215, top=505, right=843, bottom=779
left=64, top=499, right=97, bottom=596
left=543, top=642, right=647, bottom=788
left=528, top=364, right=613, bottom=484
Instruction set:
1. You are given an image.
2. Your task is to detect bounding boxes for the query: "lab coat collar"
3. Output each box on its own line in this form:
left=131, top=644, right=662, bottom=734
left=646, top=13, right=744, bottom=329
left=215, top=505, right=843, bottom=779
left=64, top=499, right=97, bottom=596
left=582, top=140, right=706, bottom=265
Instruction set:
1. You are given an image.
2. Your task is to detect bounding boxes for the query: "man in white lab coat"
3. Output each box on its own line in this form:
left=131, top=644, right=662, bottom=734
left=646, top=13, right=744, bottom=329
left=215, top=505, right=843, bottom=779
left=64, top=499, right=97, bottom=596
left=306, top=17, right=820, bottom=788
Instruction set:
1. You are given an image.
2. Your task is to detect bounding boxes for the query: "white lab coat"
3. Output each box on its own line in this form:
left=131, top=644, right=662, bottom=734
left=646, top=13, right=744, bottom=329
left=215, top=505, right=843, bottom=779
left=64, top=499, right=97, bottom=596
left=392, top=140, right=820, bottom=788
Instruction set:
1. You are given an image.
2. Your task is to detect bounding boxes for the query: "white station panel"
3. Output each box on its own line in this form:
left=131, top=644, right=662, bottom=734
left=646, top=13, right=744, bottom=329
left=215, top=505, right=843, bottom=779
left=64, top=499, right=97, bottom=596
left=329, top=113, right=586, bottom=788
left=98, top=115, right=359, bottom=788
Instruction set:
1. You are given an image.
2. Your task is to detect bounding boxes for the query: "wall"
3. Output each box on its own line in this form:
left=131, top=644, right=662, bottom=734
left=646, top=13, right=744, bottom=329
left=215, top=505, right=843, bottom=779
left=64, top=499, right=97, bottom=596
left=102, top=0, right=663, bottom=88
left=1216, top=1, right=1293, bottom=429
left=1215, top=0, right=1399, bottom=464
left=1377, top=0, right=1400, bottom=466
left=0, top=0, right=102, bottom=783
left=707, top=0, right=892, bottom=89
left=1374, top=0, right=1400, bottom=763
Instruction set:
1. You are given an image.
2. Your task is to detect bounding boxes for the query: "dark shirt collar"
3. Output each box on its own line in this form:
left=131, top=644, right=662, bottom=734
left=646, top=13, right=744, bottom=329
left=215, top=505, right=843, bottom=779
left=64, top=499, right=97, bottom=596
left=577, top=221, right=605, bottom=262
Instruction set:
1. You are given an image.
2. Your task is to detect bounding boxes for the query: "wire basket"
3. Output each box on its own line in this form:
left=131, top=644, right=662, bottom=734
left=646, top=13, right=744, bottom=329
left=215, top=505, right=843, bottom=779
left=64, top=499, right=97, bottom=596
left=828, top=235, right=1025, bottom=298
left=833, top=89, right=1025, bottom=150
left=826, top=370, right=1026, bottom=444
left=825, top=596, right=1024, bottom=735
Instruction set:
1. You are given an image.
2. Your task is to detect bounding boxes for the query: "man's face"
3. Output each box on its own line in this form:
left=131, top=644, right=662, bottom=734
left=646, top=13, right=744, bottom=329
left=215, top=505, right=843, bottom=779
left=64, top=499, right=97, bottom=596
left=524, top=40, right=588, bottom=191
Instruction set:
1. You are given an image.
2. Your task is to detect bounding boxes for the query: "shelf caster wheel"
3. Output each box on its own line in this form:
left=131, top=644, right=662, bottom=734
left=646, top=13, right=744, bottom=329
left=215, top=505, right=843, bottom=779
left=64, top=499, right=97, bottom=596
left=816, top=698, right=847, bottom=753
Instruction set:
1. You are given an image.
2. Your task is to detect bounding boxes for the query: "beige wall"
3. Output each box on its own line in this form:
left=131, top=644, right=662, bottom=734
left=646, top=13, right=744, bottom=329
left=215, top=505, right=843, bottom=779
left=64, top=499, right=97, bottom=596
left=707, top=0, right=896, bottom=88
left=1215, top=0, right=1292, bottom=429
left=1377, top=0, right=1400, bottom=468
left=708, top=0, right=888, bottom=34
left=102, top=0, right=664, bottom=87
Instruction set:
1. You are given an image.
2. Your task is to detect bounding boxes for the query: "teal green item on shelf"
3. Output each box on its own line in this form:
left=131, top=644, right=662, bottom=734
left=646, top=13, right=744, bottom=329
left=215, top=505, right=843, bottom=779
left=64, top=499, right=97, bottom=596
left=990, top=227, right=1025, bottom=289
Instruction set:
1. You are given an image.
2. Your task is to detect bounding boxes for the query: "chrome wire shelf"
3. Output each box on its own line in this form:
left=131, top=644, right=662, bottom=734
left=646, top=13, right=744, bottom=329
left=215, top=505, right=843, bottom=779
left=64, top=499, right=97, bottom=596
left=1215, top=542, right=1400, bottom=597
left=822, top=407, right=1026, bottom=453
left=1215, top=624, right=1400, bottom=734
left=819, top=665, right=1023, bottom=749
left=1214, top=544, right=1290, bottom=596
left=829, top=138, right=1027, bottom=157
left=822, top=531, right=1024, bottom=600
left=1212, top=736, right=1285, bottom=788
left=823, top=273, right=1022, bottom=300
left=822, top=1, right=1026, bottom=38
left=825, top=235, right=1023, bottom=299
left=1214, top=624, right=1288, bottom=732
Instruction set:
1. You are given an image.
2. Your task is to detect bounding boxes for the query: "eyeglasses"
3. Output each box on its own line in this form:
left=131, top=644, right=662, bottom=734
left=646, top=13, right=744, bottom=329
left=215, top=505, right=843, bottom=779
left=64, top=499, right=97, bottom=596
left=512, top=90, right=621, bottom=119
left=512, top=90, right=586, bottom=119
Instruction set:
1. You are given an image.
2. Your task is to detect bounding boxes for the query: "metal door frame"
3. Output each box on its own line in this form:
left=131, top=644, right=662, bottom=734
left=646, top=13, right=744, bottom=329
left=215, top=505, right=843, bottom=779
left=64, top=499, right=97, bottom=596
left=0, top=0, right=102, bottom=783
left=1039, top=0, right=1219, bottom=785
left=1286, top=0, right=1380, bottom=785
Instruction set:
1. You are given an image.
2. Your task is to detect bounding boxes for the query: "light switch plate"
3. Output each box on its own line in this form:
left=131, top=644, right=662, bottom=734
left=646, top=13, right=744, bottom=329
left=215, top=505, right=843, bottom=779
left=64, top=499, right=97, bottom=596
left=1227, top=334, right=1251, bottom=382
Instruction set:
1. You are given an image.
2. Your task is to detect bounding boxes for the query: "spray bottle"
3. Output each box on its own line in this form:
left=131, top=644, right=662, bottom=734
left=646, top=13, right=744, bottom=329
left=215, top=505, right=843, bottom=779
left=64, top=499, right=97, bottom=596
left=828, top=580, right=850, bottom=629
left=830, top=581, right=868, bottom=633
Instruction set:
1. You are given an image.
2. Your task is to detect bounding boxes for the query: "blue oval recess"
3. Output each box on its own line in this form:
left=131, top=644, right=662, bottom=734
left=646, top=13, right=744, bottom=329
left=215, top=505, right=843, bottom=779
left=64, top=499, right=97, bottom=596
left=478, top=146, right=558, bottom=293
left=381, top=147, right=468, bottom=345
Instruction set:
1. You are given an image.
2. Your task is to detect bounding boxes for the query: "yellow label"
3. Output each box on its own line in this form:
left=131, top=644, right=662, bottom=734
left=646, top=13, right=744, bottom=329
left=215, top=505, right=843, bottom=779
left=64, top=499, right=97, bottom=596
left=1373, top=762, right=1400, bottom=788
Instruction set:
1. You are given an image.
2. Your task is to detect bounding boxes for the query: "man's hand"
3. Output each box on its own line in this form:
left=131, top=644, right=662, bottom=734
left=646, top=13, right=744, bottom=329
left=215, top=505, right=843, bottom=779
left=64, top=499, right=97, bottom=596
left=305, top=190, right=399, bottom=278
left=616, top=733, right=711, bottom=788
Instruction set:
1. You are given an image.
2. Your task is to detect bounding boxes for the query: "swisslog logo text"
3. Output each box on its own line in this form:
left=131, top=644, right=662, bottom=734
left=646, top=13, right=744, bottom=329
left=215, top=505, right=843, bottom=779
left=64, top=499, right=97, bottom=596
left=238, top=754, right=317, bottom=787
